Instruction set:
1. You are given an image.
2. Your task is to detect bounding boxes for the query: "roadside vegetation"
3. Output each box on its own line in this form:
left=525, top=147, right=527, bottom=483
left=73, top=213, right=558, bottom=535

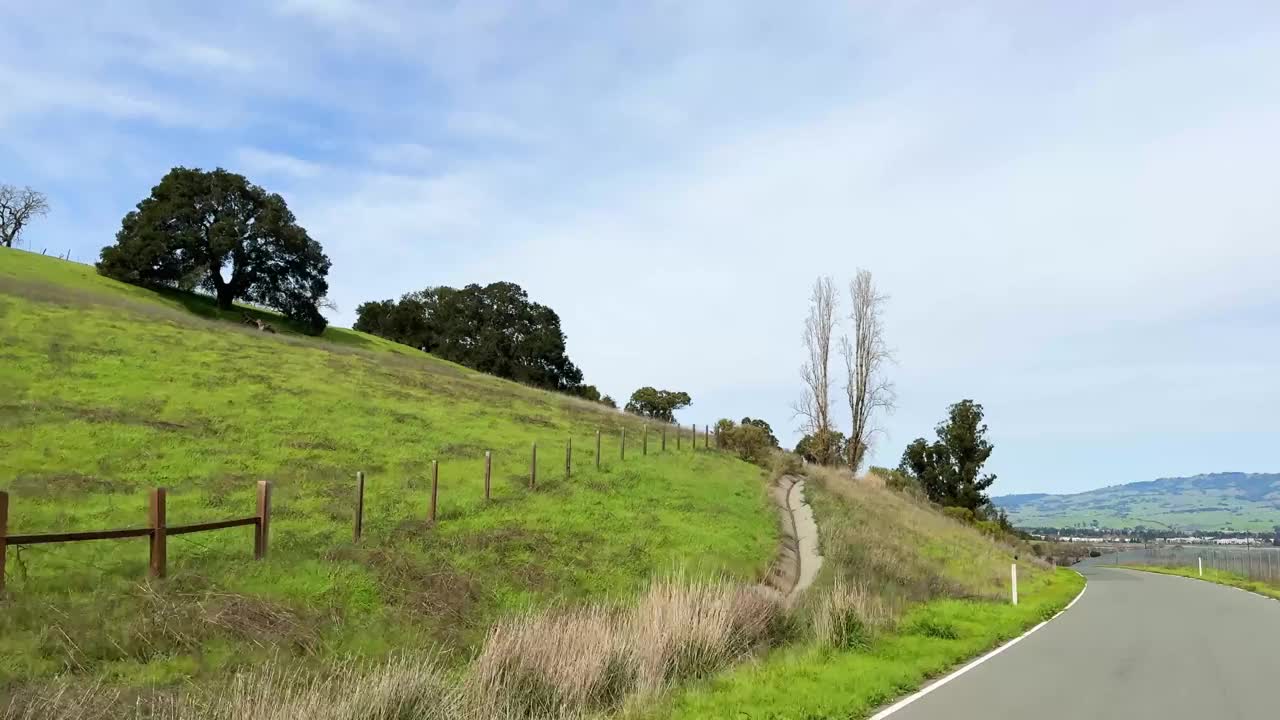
left=5, top=463, right=1083, bottom=720
left=646, top=467, right=1084, bottom=719
left=1116, top=565, right=1280, bottom=601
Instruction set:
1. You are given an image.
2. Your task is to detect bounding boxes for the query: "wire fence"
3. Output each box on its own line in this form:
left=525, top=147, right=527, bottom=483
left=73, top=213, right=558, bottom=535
left=1114, top=544, right=1280, bottom=584
left=1, top=421, right=728, bottom=593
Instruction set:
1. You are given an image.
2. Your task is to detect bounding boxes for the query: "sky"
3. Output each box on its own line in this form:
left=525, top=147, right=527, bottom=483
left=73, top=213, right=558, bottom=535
left=2, top=1, right=1278, bottom=495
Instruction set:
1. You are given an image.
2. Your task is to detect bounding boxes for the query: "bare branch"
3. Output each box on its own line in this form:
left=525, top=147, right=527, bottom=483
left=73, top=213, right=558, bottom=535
left=0, top=184, right=51, bottom=249
left=796, top=276, right=838, bottom=440
left=842, top=268, right=895, bottom=473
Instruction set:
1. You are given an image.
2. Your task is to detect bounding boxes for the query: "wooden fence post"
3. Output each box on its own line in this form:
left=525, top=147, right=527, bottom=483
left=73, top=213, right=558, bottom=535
left=530, top=442, right=537, bottom=489
left=643, top=425, right=648, bottom=456
left=595, top=430, right=602, bottom=470
left=429, top=461, right=439, bottom=524
left=0, top=491, right=8, bottom=593
left=621, top=429, right=626, bottom=461
left=677, top=427, right=681, bottom=450
left=566, top=438, right=572, bottom=480
left=662, top=427, right=667, bottom=451
left=690, top=423, right=696, bottom=451
left=484, top=451, right=492, bottom=500
left=255, top=481, right=272, bottom=560
left=354, top=471, right=365, bottom=542
left=150, top=488, right=167, bottom=578
left=705, top=425, right=709, bottom=449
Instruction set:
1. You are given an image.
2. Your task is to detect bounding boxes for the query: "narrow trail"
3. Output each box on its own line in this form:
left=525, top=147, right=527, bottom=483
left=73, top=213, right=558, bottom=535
left=764, top=474, right=823, bottom=602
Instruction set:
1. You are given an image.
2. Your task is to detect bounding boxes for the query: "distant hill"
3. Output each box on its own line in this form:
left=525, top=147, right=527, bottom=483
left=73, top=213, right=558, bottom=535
left=994, top=472, right=1280, bottom=531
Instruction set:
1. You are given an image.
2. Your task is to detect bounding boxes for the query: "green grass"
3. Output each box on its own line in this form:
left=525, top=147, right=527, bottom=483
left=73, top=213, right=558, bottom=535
left=0, top=248, right=776, bottom=686
left=1116, top=565, right=1280, bottom=601
left=648, top=568, right=1084, bottom=719
left=804, top=468, right=1047, bottom=603
left=624, top=469, right=1078, bottom=720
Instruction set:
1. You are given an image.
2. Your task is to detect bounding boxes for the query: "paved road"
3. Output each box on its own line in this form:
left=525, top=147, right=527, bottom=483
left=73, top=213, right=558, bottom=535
left=885, top=565, right=1280, bottom=719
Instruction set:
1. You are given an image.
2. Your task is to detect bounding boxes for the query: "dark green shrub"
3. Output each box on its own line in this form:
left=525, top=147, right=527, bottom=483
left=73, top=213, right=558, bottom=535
left=908, top=616, right=960, bottom=640
left=942, top=506, right=975, bottom=525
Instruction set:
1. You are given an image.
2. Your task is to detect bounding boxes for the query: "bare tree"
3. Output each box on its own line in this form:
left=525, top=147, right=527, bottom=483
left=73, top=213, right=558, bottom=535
left=840, top=269, right=895, bottom=473
left=794, top=276, right=838, bottom=459
left=0, top=184, right=50, bottom=249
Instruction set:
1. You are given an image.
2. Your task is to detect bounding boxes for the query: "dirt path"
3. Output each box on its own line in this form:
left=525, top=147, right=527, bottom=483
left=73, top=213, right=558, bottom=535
left=765, top=474, right=824, bottom=602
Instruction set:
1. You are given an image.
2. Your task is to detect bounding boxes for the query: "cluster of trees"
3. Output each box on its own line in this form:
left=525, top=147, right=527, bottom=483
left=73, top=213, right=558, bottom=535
left=95, top=168, right=333, bottom=334
left=715, top=417, right=780, bottom=465
left=894, top=399, right=1007, bottom=527
left=623, top=387, right=691, bottom=422
left=82, top=167, right=612, bottom=396
left=354, top=283, right=591, bottom=394
left=794, top=271, right=894, bottom=471
left=790, top=271, right=1008, bottom=525
left=795, top=429, right=849, bottom=465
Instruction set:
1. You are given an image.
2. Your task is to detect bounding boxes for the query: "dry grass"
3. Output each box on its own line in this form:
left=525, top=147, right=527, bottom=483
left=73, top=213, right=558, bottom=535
left=804, top=465, right=1049, bottom=604
left=809, top=577, right=894, bottom=651
left=4, top=577, right=786, bottom=720
left=3, top=655, right=462, bottom=720
left=466, top=577, right=785, bottom=719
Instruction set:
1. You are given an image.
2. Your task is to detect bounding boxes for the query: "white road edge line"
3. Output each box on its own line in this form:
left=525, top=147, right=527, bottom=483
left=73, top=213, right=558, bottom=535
left=868, top=574, right=1088, bottom=720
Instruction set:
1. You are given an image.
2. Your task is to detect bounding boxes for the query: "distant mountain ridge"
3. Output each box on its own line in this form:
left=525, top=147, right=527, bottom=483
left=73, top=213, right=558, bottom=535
left=993, top=472, right=1280, bottom=531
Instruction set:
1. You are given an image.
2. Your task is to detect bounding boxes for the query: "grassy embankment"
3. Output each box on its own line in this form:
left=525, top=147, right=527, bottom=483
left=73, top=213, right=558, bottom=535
left=646, top=468, right=1085, bottom=719
left=1116, top=565, right=1280, bottom=601
left=0, top=248, right=777, bottom=686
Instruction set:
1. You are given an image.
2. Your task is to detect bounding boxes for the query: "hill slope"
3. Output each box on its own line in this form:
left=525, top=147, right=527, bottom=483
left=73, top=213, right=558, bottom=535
left=0, top=248, right=776, bottom=684
left=653, top=469, right=1080, bottom=719
left=995, top=472, right=1280, bottom=531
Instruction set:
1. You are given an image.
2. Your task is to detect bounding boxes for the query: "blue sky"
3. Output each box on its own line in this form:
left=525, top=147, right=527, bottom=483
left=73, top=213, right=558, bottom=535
left=3, top=1, right=1278, bottom=495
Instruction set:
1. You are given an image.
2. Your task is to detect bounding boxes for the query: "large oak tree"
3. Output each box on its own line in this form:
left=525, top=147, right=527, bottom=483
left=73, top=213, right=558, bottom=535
left=97, top=167, right=332, bottom=334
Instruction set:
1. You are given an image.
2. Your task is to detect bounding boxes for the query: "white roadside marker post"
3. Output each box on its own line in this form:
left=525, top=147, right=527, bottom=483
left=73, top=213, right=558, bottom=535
left=1011, top=563, right=1018, bottom=606
left=1199, top=556, right=1203, bottom=577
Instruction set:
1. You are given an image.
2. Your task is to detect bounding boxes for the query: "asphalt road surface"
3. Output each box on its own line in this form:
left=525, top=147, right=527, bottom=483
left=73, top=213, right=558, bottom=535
left=884, top=565, right=1280, bottom=720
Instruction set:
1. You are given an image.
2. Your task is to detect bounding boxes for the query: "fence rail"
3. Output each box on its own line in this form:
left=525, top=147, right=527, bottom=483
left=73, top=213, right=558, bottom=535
left=0, top=481, right=272, bottom=592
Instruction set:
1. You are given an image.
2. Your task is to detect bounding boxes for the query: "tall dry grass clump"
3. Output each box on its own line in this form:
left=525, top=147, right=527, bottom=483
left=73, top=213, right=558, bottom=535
left=466, top=577, right=784, bottom=719
left=809, top=577, right=894, bottom=651
left=467, top=606, right=637, bottom=718
left=3, top=655, right=461, bottom=720
left=628, top=579, right=782, bottom=692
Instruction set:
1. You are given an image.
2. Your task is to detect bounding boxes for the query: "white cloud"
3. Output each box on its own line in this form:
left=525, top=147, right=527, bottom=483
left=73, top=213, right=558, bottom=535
left=445, top=110, right=543, bottom=144
left=236, top=148, right=326, bottom=180
left=366, top=142, right=435, bottom=170
left=3, top=1, right=1279, bottom=494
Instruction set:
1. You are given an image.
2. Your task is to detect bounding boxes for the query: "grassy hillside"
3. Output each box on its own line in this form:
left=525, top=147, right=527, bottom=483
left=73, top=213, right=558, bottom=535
left=649, top=469, right=1082, bottom=718
left=0, top=248, right=776, bottom=685
left=995, top=472, right=1280, bottom=531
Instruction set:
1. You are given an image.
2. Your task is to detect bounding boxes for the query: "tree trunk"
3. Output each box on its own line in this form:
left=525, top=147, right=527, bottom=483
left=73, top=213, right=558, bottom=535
left=215, top=285, right=234, bottom=310
left=208, top=263, right=235, bottom=310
